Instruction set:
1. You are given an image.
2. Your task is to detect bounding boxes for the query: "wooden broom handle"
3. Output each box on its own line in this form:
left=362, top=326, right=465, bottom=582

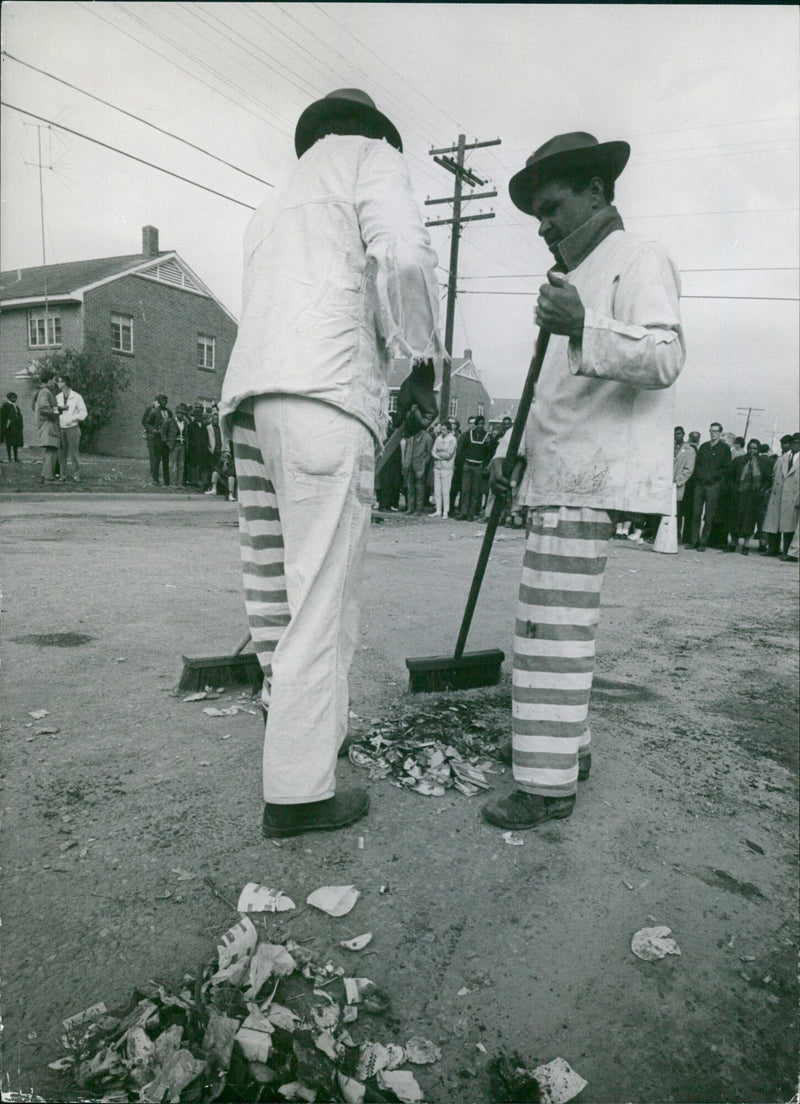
left=453, top=328, right=551, bottom=660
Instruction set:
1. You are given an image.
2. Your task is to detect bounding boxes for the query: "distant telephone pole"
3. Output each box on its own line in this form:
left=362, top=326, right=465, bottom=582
left=426, top=134, right=500, bottom=421
left=736, top=405, right=764, bottom=439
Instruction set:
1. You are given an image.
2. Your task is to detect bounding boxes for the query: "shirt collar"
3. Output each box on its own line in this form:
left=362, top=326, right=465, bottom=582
left=554, top=205, right=625, bottom=272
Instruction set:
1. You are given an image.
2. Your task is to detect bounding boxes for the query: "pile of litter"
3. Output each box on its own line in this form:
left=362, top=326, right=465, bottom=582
left=347, top=700, right=507, bottom=798
left=50, top=882, right=439, bottom=1103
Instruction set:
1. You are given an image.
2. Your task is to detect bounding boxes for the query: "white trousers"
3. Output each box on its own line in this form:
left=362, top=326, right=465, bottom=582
left=433, top=468, right=452, bottom=515
left=232, top=396, right=374, bottom=804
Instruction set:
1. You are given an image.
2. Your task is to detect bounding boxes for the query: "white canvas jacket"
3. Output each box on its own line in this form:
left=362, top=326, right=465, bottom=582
left=497, top=216, right=685, bottom=514
left=220, top=134, right=442, bottom=443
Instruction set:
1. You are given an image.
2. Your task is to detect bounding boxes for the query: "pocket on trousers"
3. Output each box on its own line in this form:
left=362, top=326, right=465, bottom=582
left=283, top=401, right=356, bottom=480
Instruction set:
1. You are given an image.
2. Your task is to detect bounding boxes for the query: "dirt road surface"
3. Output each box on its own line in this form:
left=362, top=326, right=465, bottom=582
left=2, top=496, right=797, bottom=1103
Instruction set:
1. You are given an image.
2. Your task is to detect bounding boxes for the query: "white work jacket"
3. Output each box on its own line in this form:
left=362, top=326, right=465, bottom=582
left=498, top=224, right=685, bottom=514
left=220, top=134, right=442, bottom=443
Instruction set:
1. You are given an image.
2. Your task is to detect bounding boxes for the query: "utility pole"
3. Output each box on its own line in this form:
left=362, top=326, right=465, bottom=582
left=24, top=123, right=53, bottom=341
left=736, top=405, right=764, bottom=440
left=426, top=134, right=500, bottom=422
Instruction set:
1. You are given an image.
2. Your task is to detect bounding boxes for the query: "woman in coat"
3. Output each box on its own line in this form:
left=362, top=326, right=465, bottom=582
left=1, top=392, right=24, bottom=461
left=34, top=372, right=61, bottom=483
left=725, top=439, right=772, bottom=555
left=762, top=435, right=799, bottom=556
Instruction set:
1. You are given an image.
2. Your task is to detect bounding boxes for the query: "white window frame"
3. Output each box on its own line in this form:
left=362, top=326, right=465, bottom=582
left=388, top=392, right=398, bottom=415
left=28, top=309, right=62, bottom=347
left=476, top=401, right=485, bottom=418
left=449, top=397, right=459, bottom=418
left=197, top=334, right=216, bottom=371
left=111, top=312, right=134, bottom=353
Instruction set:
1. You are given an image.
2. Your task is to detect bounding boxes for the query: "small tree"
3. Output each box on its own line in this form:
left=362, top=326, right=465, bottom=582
left=35, top=341, right=131, bottom=452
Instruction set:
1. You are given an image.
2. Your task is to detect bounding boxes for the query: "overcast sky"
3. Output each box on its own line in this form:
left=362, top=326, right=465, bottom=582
left=2, top=2, right=798, bottom=442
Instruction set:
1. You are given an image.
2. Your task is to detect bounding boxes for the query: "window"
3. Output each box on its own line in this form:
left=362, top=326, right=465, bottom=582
left=28, top=310, right=62, bottom=347
left=388, top=392, right=398, bottom=415
left=111, top=312, right=133, bottom=353
left=476, top=402, right=485, bottom=418
left=449, top=397, right=458, bottom=418
left=198, top=334, right=216, bottom=371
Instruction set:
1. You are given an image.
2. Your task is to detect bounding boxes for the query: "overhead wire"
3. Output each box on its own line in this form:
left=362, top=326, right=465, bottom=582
left=1, top=102, right=258, bottom=210
left=1, top=51, right=274, bottom=187
left=74, top=1, right=293, bottom=135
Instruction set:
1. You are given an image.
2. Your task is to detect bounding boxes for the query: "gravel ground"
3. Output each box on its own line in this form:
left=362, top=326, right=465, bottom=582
left=1, top=495, right=797, bottom=1103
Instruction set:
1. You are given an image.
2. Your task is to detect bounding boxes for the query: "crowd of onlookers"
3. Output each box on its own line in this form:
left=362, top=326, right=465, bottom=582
left=140, top=395, right=236, bottom=500
left=375, top=412, right=520, bottom=523
left=374, top=413, right=800, bottom=560
left=617, top=423, right=800, bottom=561
left=4, top=371, right=90, bottom=484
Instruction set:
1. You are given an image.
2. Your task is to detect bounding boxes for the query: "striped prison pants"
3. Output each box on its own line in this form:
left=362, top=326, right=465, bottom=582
left=231, top=395, right=375, bottom=804
left=512, top=505, right=614, bottom=798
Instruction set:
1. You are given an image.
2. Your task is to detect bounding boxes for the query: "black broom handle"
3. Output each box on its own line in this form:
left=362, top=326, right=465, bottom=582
left=453, top=327, right=551, bottom=659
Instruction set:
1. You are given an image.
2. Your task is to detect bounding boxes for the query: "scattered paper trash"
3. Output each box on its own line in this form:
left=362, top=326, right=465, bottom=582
left=34, top=725, right=59, bottom=735
left=631, top=925, right=682, bottom=962
left=237, top=883, right=296, bottom=914
left=355, top=1041, right=406, bottom=1080
left=405, top=1037, right=442, bottom=1064
left=377, top=1068, right=424, bottom=1103
left=343, top=978, right=390, bottom=1013
left=203, top=705, right=241, bottom=717
left=340, top=933, right=372, bottom=951
left=338, top=1071, right=366, bottom=1103
left=307, top=884, right=360, bottom=917
left=532, top=1057, right=588, bottom=1104
left=29, top=709, right=49, bottom=720
left=235, top=1010, right=274, bottom=1063
left=502, top=831, right=525, bottom=846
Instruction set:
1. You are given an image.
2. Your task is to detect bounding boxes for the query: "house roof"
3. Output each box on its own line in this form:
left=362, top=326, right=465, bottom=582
left=388, top=355, right=485, bottom=390
left=0, top=250, right=237, bottom=323
left=0, top=254, right=156, bottom=301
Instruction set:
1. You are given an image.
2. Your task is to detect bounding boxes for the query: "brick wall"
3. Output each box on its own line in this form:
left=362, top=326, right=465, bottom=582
left=82, top=275, right=237, bottom=456
left=0, top=303, right=84, bottom=415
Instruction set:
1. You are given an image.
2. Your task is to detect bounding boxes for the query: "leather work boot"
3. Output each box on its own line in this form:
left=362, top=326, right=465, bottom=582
left=496, top=742, right=591, bottom=781
left=482, top=789, right=575, bottom=830
left=261, top=789, right=369, bottom=839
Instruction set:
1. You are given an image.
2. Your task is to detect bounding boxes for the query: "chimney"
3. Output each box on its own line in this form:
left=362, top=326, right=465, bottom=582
left=142, top=225, right=159, bottom=258
left=464, top=348, right=472, bottom=361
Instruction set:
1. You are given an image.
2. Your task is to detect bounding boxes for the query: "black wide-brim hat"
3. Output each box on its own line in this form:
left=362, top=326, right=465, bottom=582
left=509, top=132, right=630, bottom=214
left=295, top=88, right=403, bottom=158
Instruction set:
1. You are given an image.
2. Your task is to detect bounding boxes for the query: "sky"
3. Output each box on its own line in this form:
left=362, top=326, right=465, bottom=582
left=1, top=2, right=798, bottom=444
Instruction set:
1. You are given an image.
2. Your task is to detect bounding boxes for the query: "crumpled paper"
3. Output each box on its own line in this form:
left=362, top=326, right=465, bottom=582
left=307, top=884, right=360, bottom=917
left=631, top=926, right=682, bottom=962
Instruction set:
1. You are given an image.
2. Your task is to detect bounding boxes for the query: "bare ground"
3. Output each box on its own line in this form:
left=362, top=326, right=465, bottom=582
left=1, top=495, right=797, bottom=1103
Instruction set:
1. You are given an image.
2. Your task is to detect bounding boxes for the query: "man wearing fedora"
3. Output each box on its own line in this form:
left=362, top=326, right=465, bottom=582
left=483, top=132, right=685, bottom=831
left=220, top=89, right=441, bottom=839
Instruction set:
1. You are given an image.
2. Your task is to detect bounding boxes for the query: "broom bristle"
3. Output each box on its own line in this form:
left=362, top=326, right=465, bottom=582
left=405, top=649, right=504, bottom=694
left=178, top=654, right=263, bottom=693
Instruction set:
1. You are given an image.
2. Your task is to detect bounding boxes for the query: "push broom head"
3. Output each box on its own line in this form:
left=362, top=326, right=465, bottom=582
left=178, top=652, right=263, bottom=694
left=405, top=649, right=504, bottom=694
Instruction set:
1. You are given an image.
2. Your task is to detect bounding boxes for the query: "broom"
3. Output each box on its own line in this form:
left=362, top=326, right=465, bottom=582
left=178, top=631, right=263, bottom=693
left=405, top=328, right=551, bottom=693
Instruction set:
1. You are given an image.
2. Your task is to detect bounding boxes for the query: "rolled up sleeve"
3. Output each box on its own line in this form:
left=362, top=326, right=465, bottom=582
left=356, top=142, right=443, bottom=360
left=569, top=241, right=685, bottom=389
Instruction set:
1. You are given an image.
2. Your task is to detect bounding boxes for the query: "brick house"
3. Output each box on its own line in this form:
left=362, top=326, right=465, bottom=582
left=0, top=226, right=237, bottom=456
left=388, top=348, right=492, bottom=430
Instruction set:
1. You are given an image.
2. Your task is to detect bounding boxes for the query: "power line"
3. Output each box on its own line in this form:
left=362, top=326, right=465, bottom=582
left=456, top=289, right=799, bottom=301
left=75, top=1, right=293, bottom=136
left=458, top=267, right=800, bottom=280
left=1, top=51, right=274, bottom=188
left=1, top=102, right=257, bottom=211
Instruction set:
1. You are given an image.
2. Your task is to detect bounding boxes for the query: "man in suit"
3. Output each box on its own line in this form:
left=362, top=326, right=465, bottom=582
left=691, top=421, right=731, bottom=550
left=673, top=425, right=696, bottom=542
left=143, top=394, right=173, bottom=486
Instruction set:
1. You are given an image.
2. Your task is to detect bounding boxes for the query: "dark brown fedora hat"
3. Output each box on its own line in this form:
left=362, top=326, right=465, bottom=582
left=294, top=88, right=402, bottom=158
left=509, top=132, right=630, bottom=214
